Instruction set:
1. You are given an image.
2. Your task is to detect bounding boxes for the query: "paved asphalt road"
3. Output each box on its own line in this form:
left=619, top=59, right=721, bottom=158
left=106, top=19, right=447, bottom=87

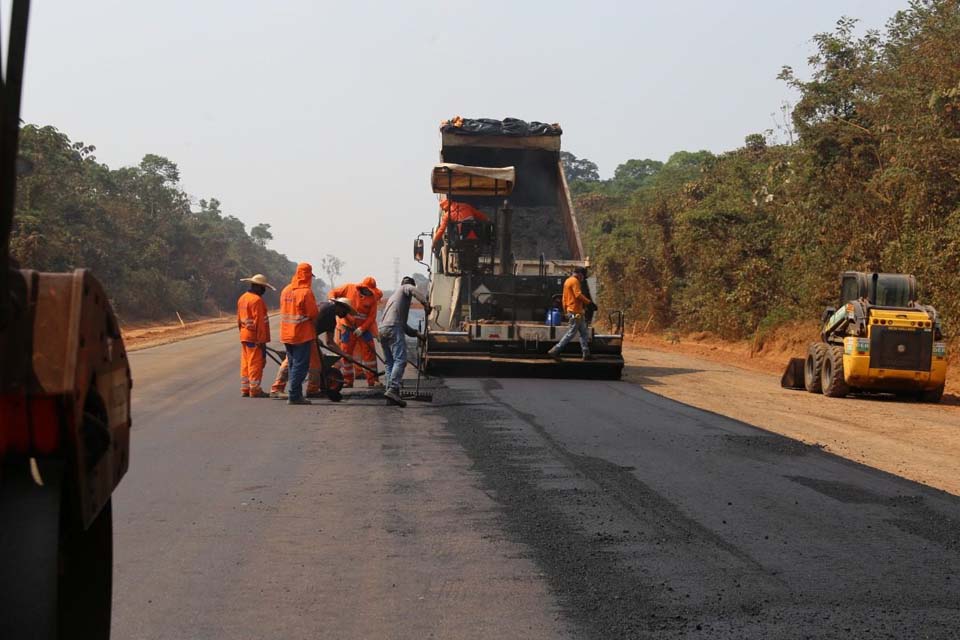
left=114, top=329, right=960, bottom=639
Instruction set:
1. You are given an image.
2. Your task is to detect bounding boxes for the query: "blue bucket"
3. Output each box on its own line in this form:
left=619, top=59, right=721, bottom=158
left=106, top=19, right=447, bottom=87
left=545, top=308, right=562, bottom=326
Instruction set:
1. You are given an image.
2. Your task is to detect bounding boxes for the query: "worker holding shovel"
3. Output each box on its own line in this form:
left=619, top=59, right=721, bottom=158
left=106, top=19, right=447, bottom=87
left=379, top=276, right=429, bottom=407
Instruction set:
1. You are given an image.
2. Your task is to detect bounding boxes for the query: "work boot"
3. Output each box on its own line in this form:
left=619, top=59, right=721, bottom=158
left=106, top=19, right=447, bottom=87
left=270, top=390, right=288, bottom=399
left=582, top=350, right=592, bottom=361
left=287, top=397, right=312, bottom=405
left=384, top=388, right=407, bottom=408
left=249, top=389, right=268, bottom=398
left=241, top=390, right=250, bottom=397
left=547, top=347, right=562, bottom=360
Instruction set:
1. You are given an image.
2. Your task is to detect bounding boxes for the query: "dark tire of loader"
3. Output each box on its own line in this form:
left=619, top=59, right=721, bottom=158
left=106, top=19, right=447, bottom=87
left=917, top=385, right=945, bottom=404
left=821, top=345, right=850, bottom=398
left=804, top=342, right=826, bottom=393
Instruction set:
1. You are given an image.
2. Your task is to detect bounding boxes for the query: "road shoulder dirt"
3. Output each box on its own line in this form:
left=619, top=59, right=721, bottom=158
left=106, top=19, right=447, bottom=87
left=622, top=339, right=960, bottom=496
left=122, top=316, right=237, bottom=351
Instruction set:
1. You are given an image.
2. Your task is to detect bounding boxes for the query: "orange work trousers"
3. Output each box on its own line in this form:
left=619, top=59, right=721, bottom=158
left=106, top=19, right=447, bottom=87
left=240, top=342, right=266, bottom=395
left=335, top=327, right=378, bottom=386
left=353, top=335, right=378, bottom=386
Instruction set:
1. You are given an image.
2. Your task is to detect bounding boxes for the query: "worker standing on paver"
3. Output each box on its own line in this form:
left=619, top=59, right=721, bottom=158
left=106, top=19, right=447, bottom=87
left=279, top=262, right=319, bottom=405
left=548, top=266, right=593, bottom=361
left=237, top=274, right=275, bottom=397
left=379, top=276, right=429, bottom=407
left=328, top=277, right=382, bottom=388
left=270, top=297, right=356, bottom=398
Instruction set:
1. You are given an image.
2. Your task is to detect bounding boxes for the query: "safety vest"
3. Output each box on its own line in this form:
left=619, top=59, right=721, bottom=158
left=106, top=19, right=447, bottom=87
left=279, top=285, right=318, bottom=344
left=237, top=291, right=270, bottom=343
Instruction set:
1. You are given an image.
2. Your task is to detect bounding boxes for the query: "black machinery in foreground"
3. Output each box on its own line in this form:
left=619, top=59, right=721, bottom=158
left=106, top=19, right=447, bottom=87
left=1, top=3, right=131, bottom=638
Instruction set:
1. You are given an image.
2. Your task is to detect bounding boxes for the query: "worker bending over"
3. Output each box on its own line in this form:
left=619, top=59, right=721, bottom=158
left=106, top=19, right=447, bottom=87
left=237, top=273, right=275, bottom=397
left=328, top=277, right=382, bottom=388
left=379, top=276, right=429, bottom=407
left=431, top=196, right=490, bottom=251
left=270, top=297, right=355, bottom=398
left=548, top=266, right=593, bottom=361
left=279, top=263, right=319, bottom=405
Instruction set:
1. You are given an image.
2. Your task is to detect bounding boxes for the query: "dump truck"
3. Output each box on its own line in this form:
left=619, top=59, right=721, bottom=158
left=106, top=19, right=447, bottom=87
left=0, top=3, right=131, bottom=638
left=781, top=271, right=948, bottom=402
left=413, top=117, right=624, bottom=379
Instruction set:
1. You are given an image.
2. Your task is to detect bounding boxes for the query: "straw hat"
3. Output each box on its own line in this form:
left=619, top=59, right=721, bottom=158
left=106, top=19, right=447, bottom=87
left=240, top=274, right=276, bottom=291
left=332, top=297, right=356, bottom=314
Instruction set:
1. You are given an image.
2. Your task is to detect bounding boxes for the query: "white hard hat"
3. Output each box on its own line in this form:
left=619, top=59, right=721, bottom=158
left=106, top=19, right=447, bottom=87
left=332, top=297, right=356, bottom=314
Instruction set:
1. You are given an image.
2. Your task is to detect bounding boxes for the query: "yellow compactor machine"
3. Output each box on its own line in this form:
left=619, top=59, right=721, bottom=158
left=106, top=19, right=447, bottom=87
left=782, top=272, right=948, bottom=402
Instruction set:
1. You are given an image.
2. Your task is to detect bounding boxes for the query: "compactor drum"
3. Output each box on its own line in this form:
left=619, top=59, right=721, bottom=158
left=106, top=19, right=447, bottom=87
left=0, top=4, right=132, bottom=638
left=788, top=272, right=948, bottom=401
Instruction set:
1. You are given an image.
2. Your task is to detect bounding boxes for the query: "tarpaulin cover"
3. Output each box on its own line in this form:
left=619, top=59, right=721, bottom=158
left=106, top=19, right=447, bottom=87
left=441, top=117, right=562, bottom=137
left=431, top=163, right=515, bottom=196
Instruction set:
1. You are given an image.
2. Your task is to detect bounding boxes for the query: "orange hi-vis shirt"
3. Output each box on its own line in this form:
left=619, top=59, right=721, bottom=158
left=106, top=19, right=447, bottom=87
left=237, top=291, right=270, bottom=343
left=562, top=275, right=592, bottom=315
left=280, top=263, right=319, bottom=344
left=353, top=279, right=382, bottom=334
left=432, top=199, right=490, bottom=245
left=329, top=277, right=383, bottom=334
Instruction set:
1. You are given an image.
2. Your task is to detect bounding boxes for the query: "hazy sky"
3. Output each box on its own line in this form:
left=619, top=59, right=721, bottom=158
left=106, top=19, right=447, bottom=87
left=19, top=0, right=906, bottom=287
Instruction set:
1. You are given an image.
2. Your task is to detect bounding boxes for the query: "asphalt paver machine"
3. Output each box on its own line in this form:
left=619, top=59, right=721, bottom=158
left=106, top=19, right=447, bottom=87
left=413, top=117, right=624, bottom=379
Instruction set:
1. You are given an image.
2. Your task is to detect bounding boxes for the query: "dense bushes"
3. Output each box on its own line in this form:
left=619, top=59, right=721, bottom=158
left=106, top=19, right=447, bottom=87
left=11, top=125, right=304, bottom=321
left=570, top=1, right=960, bottom=339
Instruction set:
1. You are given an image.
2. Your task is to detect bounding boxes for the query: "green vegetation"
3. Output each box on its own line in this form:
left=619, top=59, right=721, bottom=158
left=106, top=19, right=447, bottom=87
left=568, top=0, right=960, bottom=339
left=12, top=125, right=308, bottom=321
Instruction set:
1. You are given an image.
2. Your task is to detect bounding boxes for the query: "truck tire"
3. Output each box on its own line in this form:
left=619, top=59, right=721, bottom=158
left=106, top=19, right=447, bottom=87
left=918, top=386, right=945, bottom=404
left=821, top=345, right=850, bottom=398
left=804, top=343, right=826, bottom=393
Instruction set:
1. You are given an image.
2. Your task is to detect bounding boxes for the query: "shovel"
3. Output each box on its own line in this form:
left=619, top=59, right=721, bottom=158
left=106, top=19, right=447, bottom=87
left=319, top=340, right=384, bottom=378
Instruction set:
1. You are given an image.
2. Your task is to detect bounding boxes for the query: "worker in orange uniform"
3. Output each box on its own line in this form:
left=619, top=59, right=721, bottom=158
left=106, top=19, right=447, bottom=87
left=431, top=196, right=490, bottom=251
left=237, top=273, right=275, bottom=397
left=270, top=297, right=356, bottom=398
left=279, top=262, right=320, bottom=405
left=547, top=266, right=593, bottom=361
left=351, top=276, right=383, bottom=387
left=328, top=276, right=383, bottom=388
